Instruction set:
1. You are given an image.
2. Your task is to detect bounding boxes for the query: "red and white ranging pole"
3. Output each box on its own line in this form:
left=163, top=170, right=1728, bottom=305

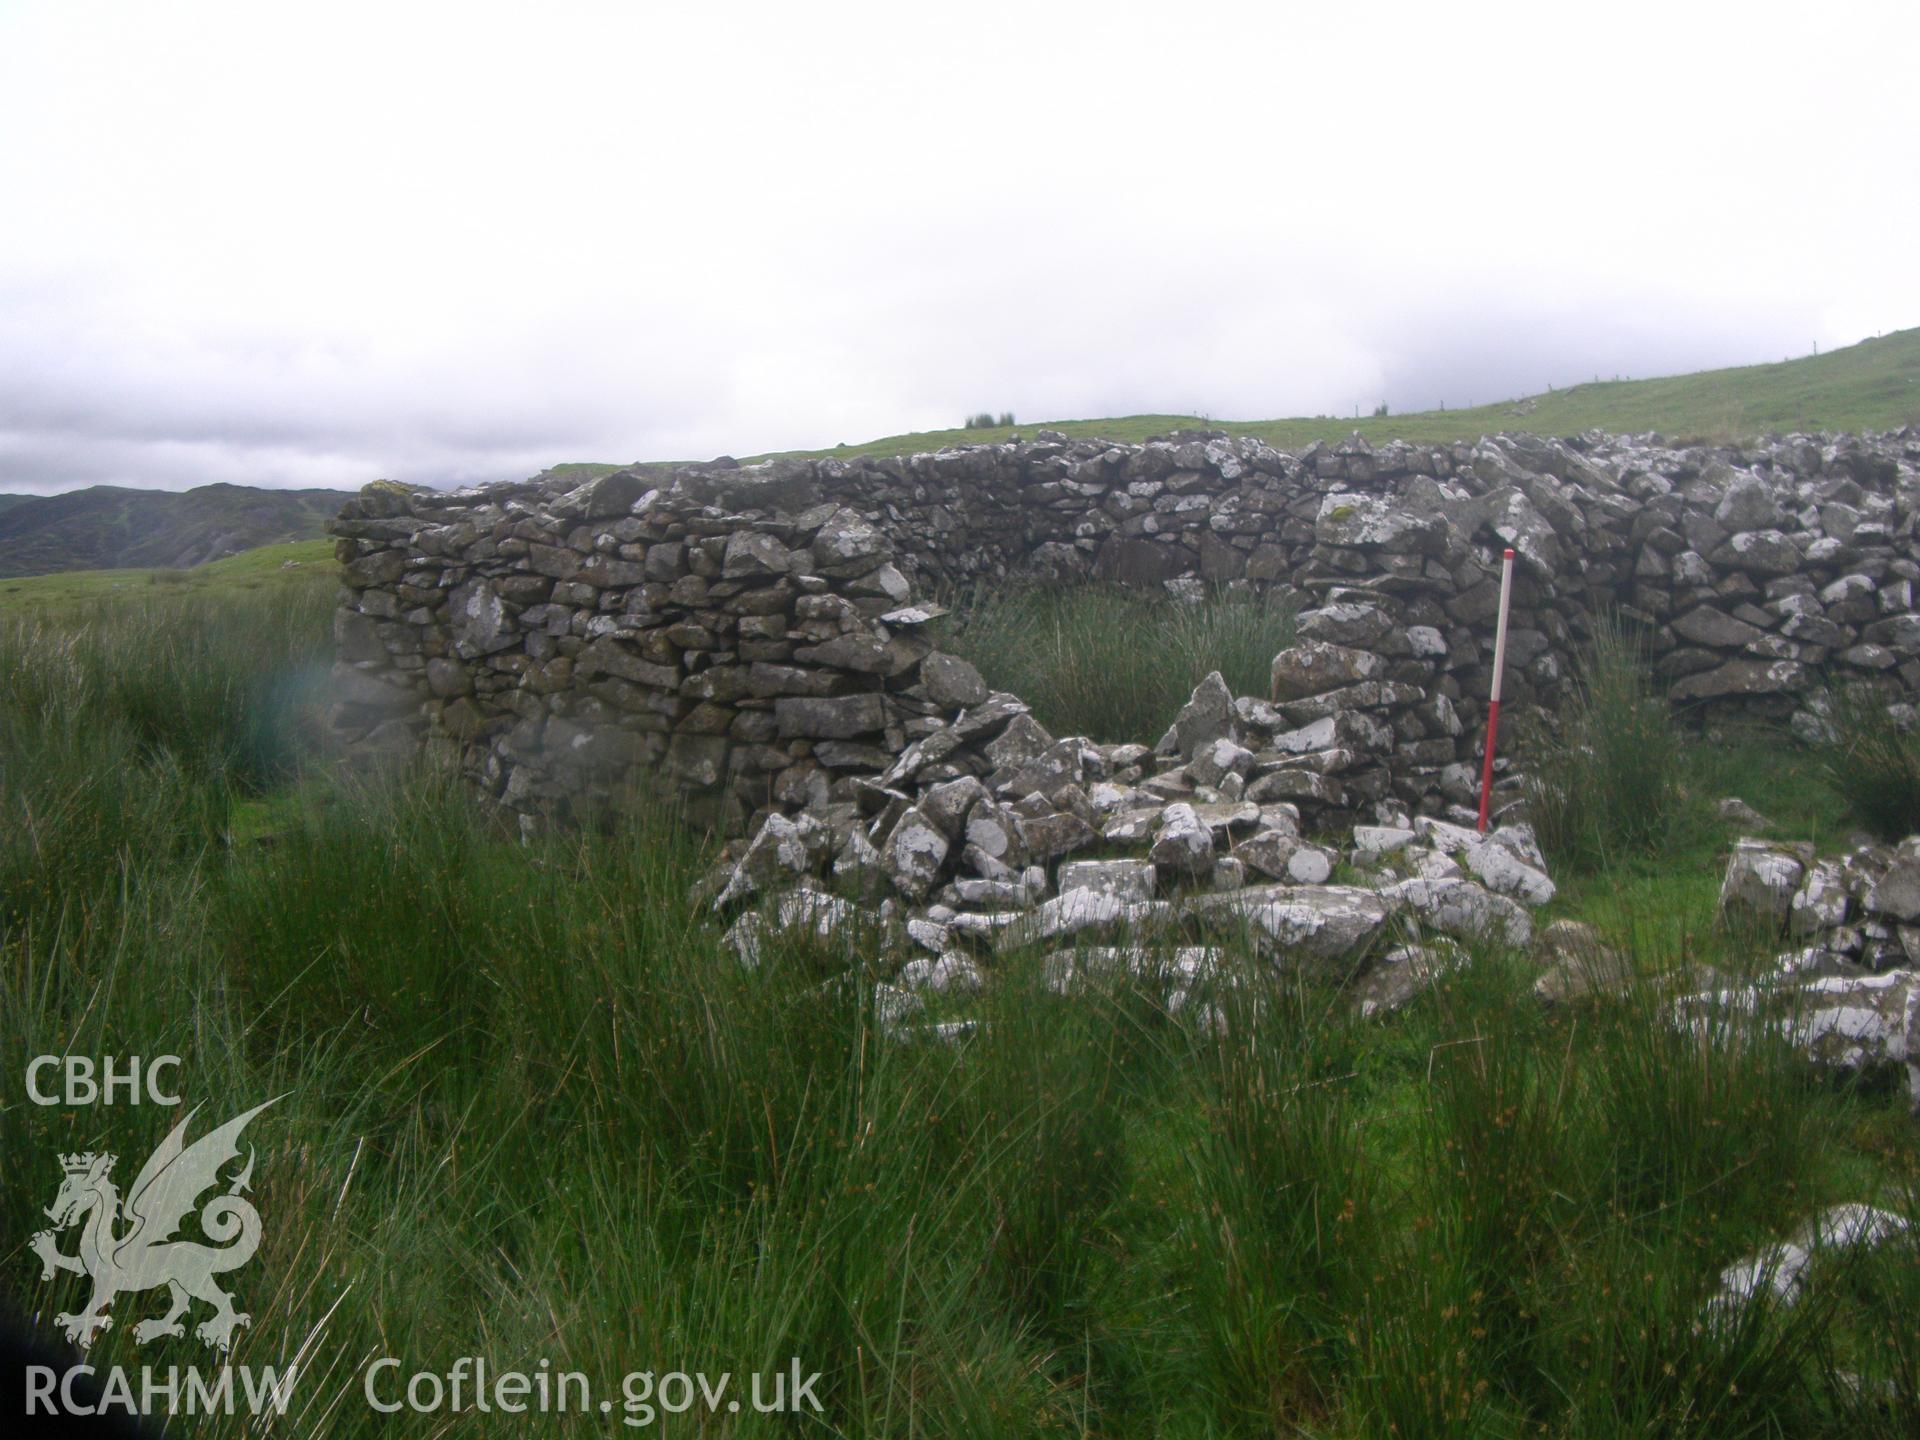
left=1476, top=547, right=1516, bottom=834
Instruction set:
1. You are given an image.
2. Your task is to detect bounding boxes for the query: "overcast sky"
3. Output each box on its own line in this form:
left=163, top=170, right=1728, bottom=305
left=2, top=1, right=1916, bottom=495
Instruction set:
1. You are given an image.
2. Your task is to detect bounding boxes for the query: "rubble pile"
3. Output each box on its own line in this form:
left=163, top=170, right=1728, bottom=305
left=685, top=636, right=1563, bottom=1037
left=1690, top=834, right=1920, bottom=1107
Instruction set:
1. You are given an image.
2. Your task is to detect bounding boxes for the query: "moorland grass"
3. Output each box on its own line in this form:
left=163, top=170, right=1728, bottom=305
left=1523, top=615, right=1692, bottom=873
left=1819, top=680, right=1920, bottom=841
left=934, top=583, right=1294, bottom=745
left=0, top=538, right=337, bottom=614
left=1, top=586, right=1916, bottom=1436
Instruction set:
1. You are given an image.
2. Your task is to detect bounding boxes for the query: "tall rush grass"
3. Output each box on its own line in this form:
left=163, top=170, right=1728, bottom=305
left=1526, top=614, right=1691, bottom=872
left=1819, top=679, right=1920, bottom=840
left=1, top=584, right=1916, bottom=1435
left=933, top=583, right=1294, bottom=745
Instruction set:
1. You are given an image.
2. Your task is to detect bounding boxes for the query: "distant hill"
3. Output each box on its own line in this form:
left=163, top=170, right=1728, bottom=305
left=741, top=325, right=1920, bottom=462
left=0, top=482, right=352, bottom=579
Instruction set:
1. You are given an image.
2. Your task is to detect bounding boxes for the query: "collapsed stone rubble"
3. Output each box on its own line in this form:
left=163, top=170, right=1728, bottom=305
left=1694, top=833, right=1920, bottom=1108
left=705, top=672, right=1575, bottom=1051
left=1708, top=1203, right=1911, bottom=1319
left=689, top=651, right=1558, bottom=1025
left=707, top=777, right=1920, bottom=1094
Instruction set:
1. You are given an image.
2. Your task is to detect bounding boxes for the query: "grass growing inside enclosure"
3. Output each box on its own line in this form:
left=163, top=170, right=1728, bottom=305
left=2, top=585, right=1916, bottom=1437
left=1524, top=615, right=1693, bottom=873
left=1819, top=680, right=1920, bottom=841
left=934, top=583, right=1294, bottom=745
left=1521, top=620, right=1859, bottom=944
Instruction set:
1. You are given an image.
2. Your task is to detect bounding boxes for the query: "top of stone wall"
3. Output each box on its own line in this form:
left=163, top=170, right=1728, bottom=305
left=341, top=424, right=1920, bottom=538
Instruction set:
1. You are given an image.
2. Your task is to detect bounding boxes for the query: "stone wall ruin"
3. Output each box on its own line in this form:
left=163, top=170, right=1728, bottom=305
left=326, top=425, right=1920, bottom=842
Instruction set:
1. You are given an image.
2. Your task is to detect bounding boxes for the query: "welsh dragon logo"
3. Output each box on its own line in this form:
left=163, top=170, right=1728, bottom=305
left=29, top=1099, right=277, bottom=1352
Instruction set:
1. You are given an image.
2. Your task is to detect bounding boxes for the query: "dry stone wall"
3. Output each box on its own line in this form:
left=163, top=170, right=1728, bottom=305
left=1700, top=831, right=1920, bottom=1110
left=327, top=426, right=1920, bottom=838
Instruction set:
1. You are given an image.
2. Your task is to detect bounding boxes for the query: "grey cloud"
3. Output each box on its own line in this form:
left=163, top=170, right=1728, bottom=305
left=1363, top=294, right=1830, bottom=416
left=0, top=4, right=1915, bottom=495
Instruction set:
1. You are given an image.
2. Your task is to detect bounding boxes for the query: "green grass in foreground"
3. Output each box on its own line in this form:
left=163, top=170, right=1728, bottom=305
left=2, top=587, right=1917, bottom=1437
left=0, top=538, right=337, bottom=613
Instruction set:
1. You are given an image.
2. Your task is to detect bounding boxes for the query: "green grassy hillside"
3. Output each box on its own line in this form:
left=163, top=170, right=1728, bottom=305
left=750, top=325, right=1920, bottom=462
left=0, top=537, right=336, bottom=612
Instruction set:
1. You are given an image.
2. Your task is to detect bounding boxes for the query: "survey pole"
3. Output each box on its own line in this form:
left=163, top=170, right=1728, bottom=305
left=1477, top=547, right=1516, bottom=833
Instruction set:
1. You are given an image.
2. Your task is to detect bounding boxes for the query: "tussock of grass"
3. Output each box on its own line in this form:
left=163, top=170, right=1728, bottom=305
left=935, top=583, right=1294, bottom=744
left=1525, top=616, right=1692, bottom=872
left=4, top=587, right=1917, bottom=1435
left=0, top=588, right=334, bottom=939
left=0, top=584, right=333, bottom=785
left=1820, top=681, right=1920, bottom=841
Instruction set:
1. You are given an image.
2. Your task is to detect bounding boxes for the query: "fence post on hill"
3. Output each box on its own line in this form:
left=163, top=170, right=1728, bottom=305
left=1477, top=547, right=1516, bottom=833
